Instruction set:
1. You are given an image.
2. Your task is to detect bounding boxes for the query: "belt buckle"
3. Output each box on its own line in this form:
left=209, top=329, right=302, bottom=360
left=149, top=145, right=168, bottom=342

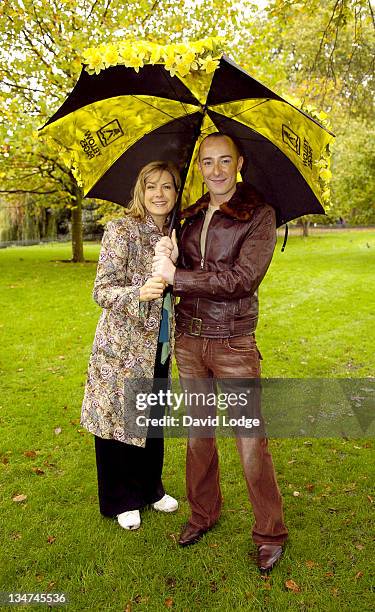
left=189, top=317, right=202, bottom=336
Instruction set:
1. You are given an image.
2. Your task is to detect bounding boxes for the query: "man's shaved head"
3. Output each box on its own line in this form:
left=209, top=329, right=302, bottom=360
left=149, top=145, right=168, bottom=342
left=198, top=133, right=242, bottom=161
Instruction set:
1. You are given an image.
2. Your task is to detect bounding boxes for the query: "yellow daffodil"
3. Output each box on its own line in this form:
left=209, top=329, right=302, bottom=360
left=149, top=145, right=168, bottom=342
left=163, top=46, right=176, bottom=64
left=118, top=41, right=132, bottom=59
left=175, top=51, right=196, bottom=77
left=180, top=50, right=196, bottom=65
left=102, top=45, right=119, bottom=68
left=319, top=168, right=332, bottom=182
left=191, top=40, right=207, bottom=54
left=175, top=60, right=191, bottom=77
left=124, top=51, right=145, bottom=73
left=82, top=47, right=105, bottom=75
left=149, top=45, right=162, bottom=64
left=199, top=55, right=219, bottom=74
left=163, top=49, right=177, bottom=75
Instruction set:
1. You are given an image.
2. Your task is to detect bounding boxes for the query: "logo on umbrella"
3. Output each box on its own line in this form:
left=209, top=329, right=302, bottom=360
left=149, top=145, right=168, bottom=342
left=282, top=125, right=300, bottom=156
left=97, top=119, right=124, bottom=147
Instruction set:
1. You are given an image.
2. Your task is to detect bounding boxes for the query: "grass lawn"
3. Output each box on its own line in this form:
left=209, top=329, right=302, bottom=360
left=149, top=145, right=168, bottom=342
left=0, top=231, right=374, bottom=611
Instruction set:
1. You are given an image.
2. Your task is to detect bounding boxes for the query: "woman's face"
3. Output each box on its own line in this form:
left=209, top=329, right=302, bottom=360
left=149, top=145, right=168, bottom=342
left=144, top=169, right=177, bottom=228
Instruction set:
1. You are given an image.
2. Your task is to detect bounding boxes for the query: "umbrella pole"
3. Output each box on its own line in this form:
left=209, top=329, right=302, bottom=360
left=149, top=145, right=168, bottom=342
left=168, top=119, right=204, bottom=238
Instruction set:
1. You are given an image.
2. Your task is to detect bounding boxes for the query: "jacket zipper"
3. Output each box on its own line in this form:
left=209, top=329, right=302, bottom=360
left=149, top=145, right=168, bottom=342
left=195, top=212, right=205, bottom=319
left=196, top=210, right=216, bottom=319
left=200, top=209, right=216, bottom=270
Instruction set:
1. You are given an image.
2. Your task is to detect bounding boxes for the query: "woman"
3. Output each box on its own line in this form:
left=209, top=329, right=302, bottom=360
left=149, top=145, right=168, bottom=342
left=81, top=161, right=180, bottom=530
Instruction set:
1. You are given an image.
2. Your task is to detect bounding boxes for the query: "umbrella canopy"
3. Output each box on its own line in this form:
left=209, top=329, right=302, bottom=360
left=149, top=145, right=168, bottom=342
left=40, top=39, right=334, bottom=226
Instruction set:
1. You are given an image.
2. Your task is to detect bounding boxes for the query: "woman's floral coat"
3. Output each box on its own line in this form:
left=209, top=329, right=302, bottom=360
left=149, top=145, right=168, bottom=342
left=80, top=214, right=175, bottom=448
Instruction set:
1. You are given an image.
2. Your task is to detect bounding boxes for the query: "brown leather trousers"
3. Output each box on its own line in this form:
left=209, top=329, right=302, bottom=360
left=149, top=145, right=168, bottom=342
left=175, top=332, right=288, bottom=545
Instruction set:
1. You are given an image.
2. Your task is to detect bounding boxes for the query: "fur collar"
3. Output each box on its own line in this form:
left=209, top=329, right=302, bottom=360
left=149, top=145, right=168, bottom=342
left=181, top=182, right=267, bottom=222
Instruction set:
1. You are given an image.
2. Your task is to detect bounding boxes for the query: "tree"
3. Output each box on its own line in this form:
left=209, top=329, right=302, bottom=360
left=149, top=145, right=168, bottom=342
left=241, top=0, right=375, bottom=228
left=330, top=119, right=375, bottom=224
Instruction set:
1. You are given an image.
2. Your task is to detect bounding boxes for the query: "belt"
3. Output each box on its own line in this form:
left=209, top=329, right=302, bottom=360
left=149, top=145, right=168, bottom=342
left=176, top=315, right=256, bottom=338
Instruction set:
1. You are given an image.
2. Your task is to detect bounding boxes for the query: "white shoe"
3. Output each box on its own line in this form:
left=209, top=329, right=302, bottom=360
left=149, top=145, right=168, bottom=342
left=152, top=494, right=178, bottom=513
left=117, top=510, right=141, bottom=530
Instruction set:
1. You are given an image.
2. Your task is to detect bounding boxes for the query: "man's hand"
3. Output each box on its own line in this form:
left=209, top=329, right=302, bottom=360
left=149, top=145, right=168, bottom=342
left=154, top=229, right=178, bottom=263
left=152, top=254, right=176, bottom=285
left=139, top=276, right=167, bottom=302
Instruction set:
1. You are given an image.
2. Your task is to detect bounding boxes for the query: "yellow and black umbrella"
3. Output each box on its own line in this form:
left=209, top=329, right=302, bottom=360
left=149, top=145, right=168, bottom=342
left=40, top=39, right=334, bottom=226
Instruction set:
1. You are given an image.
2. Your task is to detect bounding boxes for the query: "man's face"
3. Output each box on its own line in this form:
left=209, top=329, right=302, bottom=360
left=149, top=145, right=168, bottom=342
left=198, top=136, right=243, bottom=199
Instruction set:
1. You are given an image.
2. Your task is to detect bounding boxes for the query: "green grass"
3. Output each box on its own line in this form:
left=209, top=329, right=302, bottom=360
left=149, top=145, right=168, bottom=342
left=0, top=232, right=374, bottom=611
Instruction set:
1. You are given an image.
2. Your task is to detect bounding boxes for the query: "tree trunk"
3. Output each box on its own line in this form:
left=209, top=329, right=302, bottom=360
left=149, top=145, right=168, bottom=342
left=301, top=218, right=310, bottom=237
left=71, top=182, right=84, bottom=262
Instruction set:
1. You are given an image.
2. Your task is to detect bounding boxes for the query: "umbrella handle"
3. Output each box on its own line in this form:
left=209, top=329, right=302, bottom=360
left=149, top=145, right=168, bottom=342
left=168, top=196, right=181, bottom=238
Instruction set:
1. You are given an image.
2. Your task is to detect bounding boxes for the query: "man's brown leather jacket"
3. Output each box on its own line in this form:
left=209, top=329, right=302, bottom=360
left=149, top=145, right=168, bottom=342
left=173, top=182, right=276, bottom=338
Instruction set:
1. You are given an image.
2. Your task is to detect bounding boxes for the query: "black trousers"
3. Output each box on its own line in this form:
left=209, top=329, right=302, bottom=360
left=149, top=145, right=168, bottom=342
left=94, top=344, right=170, bottom=517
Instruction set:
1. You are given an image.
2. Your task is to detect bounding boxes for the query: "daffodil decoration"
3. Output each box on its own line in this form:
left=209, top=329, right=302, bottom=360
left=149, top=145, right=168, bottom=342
left=302, top=106, right=333, bottom=207
left=282, top=93, right=333, bottom=206
left=82, top=38, right=224, bottom=78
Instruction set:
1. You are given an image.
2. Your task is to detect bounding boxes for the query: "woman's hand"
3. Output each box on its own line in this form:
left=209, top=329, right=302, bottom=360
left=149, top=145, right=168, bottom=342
left=139, top=276, right=167, bottom=302
left=154, top=229, right=178, bottom=263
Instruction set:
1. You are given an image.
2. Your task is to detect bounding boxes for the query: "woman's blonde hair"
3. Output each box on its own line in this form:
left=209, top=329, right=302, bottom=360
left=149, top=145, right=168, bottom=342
left=126, top=161, right=181, bottom=221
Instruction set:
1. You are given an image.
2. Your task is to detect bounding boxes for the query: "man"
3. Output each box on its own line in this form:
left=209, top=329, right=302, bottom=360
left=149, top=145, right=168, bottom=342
left=152, top=133, right=288, bottom=573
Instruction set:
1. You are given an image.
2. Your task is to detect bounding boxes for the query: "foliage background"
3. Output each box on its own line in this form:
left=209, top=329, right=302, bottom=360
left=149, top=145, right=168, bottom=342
left=0, top=0, right=374, bottom=258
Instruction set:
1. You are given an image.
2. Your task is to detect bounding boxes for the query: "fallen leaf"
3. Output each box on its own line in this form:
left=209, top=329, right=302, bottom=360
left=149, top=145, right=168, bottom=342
left=331, top=588, right=339, bottom=597
left=54, top=427, right=62, bottom=435
left=47, top=535, right=56, bottom=544
left=293, top=491, right=300, bottom=497
left=133, top=595, right=149, bottom=604
left=24, top=450, right=37, bottom=458
left=12, top=494, right=27, bottom=503
left=32, top=467, right=45, bottom=475
left=325, top=572, right=334, bottom=578
left=355, top=571, right=363, bottom=580
left=58, top=355, right=65, bottom=360
left=210, top=580, right=218, bottom=593
left=47, top=581, right=56, bottom=590
left=208, top=543, right=218, bottom=548
left=261, top=580, right=272, bottom=590
left=1, top=456, right=9, bottom=464
left=11, top=532, right=22, bottom=540
left=328, top=508, right=338, bottom=513
left=306, top=484, right=315, bottom=491
left=260, top=574, right=271, bottom=582
left=305, top=560, right=316, bottom=569
left=165, top=597, right=174, bottom=608
left=165, top=578, right=176, bottom=588
left=287, top=459, right=297, bottom=464
left=367, top=495, right=373, bottom=503
left=285, top=579, right=300, bottom=593
left=124, top=605, right=131, bottom=612
left=355, top=544, right=364, bottom=550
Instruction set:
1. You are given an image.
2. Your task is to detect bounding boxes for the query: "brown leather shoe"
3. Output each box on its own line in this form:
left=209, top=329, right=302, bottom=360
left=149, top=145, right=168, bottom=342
left=257, top=544, right=283, bottom=573
left=178, top=522, right=211, bottom=547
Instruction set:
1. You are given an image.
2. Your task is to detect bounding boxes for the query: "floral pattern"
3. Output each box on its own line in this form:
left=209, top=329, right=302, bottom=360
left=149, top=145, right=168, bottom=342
left=80, top=214, right=175, bottom=447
